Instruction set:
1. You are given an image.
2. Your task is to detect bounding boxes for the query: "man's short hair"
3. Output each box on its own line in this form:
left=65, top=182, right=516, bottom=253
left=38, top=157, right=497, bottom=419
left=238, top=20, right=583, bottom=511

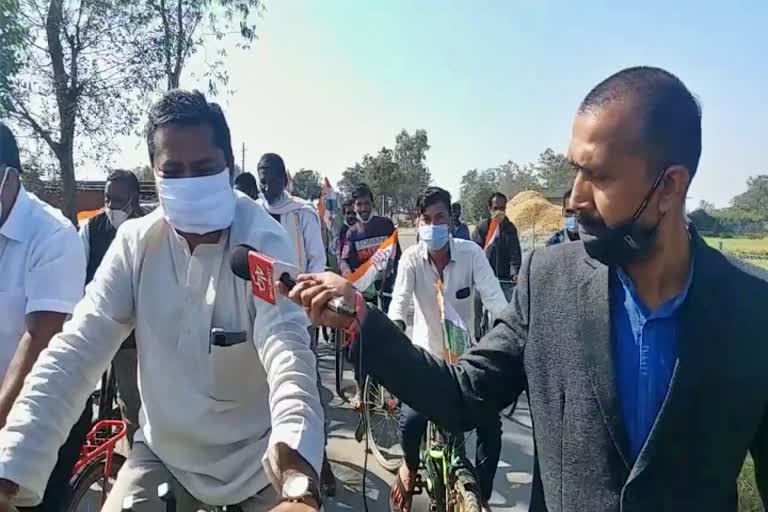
left=107, top=169, right=140, bottom=194
left=234, top=172, right=258, bottom=197
left=257, top=153, right=287, bottom=178
left=578, top=66, right=702, bottom=180
left=0, top=122, right=22, bottom=172
left=145, top=90, right=234, bottom=170
left=352, top=183, right=373, bottom=202
left=487, top=192, right=507, bottom=208
left=342, top=198, right=355, bottom=210
left=417, top=187, right=452, bottom=215
left=451, top=202, right=462, bottom=214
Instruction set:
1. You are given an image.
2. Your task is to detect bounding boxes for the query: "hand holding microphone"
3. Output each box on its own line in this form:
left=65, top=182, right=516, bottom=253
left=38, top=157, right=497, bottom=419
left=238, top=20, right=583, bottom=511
left=230, top=246, right=359, bottom=328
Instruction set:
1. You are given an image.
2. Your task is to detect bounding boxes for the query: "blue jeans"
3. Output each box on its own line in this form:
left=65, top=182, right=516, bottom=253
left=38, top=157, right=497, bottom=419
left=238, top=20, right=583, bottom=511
left=399, top=403, right=501, bottom=502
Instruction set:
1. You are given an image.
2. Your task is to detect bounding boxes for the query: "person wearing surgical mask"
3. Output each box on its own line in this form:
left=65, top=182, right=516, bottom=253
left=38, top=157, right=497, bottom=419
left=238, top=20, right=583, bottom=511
left=387, top=187, right=508, bottom=512
left=546, top=188, right=581, bottom=246
left=78, top=169, right=145, bottom=448
left=0, top=91, right=324, bottom=512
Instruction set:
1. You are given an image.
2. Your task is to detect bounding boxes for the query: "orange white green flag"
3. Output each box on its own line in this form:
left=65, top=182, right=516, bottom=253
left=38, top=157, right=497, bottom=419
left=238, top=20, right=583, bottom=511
left=346, top=230, right=399, bottom=297
left=484, top=217, right=499, bottom=250
left=436, top=281, right=471, bottom=365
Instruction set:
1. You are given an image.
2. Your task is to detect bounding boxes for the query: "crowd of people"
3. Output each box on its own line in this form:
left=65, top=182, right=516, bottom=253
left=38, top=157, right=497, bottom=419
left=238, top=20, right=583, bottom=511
left=0, top=64, right=766, bottom=512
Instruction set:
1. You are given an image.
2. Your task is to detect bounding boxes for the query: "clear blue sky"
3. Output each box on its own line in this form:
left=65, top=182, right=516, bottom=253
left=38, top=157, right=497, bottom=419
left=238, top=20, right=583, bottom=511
left=108, top=0, right=768, bottom=207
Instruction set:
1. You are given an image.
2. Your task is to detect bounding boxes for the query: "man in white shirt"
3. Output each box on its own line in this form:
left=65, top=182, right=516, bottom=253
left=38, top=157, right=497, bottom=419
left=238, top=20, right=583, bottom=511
left=387, top=187, right=509, bottom=512
left=0, top=92, right=323, bottom=512
left=255, top=153, right=336, bottom=496
left=0, top=122, right=90, bottom=512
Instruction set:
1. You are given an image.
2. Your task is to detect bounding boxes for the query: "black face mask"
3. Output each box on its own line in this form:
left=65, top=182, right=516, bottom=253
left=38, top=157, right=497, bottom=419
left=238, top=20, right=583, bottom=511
left=579, top=170, right=667, bottom=266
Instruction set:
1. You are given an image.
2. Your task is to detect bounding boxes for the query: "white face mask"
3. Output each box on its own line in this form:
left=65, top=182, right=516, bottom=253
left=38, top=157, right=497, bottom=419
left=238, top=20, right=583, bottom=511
left=156, top=168, right=235, bottom=235
left=106, top=208, right=130, bottom=229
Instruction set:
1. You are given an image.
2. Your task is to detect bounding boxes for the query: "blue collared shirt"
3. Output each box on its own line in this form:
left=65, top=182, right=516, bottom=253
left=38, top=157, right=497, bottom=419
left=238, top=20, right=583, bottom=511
left=610, top=262, right=694, bottom=462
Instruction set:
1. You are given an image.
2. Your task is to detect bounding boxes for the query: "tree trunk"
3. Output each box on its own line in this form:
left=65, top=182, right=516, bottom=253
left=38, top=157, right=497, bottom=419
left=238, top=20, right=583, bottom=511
left=57, top=146, right=77, bottom=224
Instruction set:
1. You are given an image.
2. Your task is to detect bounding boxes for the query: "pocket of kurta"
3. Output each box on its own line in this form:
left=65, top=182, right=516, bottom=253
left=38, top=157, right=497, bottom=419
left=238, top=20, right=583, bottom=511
left=208, top=341, right=257, bottom=402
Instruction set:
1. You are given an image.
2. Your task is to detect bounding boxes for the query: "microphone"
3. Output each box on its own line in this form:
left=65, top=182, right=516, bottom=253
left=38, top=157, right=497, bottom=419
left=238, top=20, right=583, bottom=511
left=230, top=245, right=356, bottom=317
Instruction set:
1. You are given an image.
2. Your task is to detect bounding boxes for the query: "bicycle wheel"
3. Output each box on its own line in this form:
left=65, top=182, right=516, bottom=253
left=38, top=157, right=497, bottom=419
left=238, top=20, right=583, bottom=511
left=65, top=454, right=125, bottom=512
left=450, top=470, right=481, bottom=512
left=334, top=329, right=347, bottom=400
left=363, top=377, right=403, bottom=472
left=423, top=423, right=447, bottom=511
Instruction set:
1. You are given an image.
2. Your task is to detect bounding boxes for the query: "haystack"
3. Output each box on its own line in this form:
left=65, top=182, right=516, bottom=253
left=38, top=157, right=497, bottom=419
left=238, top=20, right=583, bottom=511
left=506, top=190, right=563, bottom=233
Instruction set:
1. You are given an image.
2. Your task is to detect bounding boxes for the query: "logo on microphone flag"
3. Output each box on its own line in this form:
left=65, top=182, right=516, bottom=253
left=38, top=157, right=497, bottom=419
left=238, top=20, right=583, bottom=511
left=346, top=230, right=398, bottom=297
left=436, top=281, right=470, bottom=365
left=248, top=251, right=276, bottom=304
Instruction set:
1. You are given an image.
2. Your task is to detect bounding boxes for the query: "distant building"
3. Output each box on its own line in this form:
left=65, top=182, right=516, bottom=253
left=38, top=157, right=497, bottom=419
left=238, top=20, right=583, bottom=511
left=42, top=180, right=157, bottom=214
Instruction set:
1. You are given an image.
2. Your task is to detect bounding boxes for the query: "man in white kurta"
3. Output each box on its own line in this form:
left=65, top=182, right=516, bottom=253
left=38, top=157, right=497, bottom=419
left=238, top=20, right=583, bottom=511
left=0, top=194, right=323, bottom=509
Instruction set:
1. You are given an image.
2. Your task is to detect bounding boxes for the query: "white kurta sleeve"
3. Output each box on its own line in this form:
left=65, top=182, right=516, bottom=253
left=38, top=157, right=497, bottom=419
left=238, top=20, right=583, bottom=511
left=0, top=228, right=136, bottom=506
left=257, top=293, right=324, bottom=487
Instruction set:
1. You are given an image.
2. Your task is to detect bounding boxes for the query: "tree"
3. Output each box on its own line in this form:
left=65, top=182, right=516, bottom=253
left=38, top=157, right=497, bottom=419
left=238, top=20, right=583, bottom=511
left=338, top=163, right=365, bottom=198
left=536, top=148, right=574, bottom=192
left=731, top=175, right=768, bottom=219
left=459, top=168, right=507, bottom=223
left=697, top=200, right=716, bottom=214
left=130, top=165, right=154, bottom=182
left=0, top=0, right=157, bottom=221
left=498, top=161, right=541, bottom=198
left=137, top=0, right=262, bottom=93
left=292, top=169, right=322, bottom=200
left=393, top=129, right=431, bottom=215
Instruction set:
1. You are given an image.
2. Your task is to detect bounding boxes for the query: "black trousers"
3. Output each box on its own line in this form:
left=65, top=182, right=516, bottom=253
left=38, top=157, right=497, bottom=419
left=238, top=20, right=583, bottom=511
left=399, top=402, right=501, bottom=502
left=21, top=400, right=92, bottom=511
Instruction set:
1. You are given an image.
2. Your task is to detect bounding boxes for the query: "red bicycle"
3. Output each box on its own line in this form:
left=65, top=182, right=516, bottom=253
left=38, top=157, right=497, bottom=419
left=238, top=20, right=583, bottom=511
left=64, top=368, right=127, bottom=512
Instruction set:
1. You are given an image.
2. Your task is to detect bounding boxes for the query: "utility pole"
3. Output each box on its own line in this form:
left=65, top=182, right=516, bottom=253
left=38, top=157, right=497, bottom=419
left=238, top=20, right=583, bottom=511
left=241, top=142, right=247, bottom=173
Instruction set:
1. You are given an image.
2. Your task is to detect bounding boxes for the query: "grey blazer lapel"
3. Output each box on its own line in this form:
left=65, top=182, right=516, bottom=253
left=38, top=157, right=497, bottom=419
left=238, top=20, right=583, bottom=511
left=578, top=258, right=632, bottom=469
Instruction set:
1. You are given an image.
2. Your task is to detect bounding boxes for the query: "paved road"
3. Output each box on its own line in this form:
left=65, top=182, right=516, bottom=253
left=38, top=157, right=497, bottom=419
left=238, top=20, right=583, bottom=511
left=322, top=227, right=533, bottom=511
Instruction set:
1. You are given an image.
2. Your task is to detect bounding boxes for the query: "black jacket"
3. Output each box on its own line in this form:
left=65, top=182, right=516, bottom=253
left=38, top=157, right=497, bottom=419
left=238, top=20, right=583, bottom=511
left=472, top=217, right=522, bottom=278
left=359, top=235, right=768, bottom=511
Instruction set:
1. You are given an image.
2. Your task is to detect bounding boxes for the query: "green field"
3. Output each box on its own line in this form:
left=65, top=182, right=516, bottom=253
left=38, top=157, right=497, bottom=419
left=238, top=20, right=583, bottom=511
left=704, top=237, right=768, bottom=269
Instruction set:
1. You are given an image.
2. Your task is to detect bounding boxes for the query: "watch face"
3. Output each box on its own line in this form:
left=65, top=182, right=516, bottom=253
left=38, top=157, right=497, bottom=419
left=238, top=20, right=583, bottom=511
left=283, top=473, right=310, bottom=499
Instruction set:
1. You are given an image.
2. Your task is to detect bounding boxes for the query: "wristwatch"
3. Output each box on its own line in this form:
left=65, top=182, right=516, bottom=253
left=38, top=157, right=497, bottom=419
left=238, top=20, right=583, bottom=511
left=281, top=471, right=322, bottom=507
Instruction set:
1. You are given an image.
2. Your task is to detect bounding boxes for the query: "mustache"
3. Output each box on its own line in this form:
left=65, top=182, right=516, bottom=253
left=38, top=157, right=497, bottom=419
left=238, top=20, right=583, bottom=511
left=577, top=211, right=607, bottom=232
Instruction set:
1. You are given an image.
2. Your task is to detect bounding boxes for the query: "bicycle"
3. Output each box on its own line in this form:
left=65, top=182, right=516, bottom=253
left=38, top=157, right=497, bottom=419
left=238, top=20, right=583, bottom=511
left=412, top=423, right=482, bottom=512
left=64, top=366, right=128, bottom=512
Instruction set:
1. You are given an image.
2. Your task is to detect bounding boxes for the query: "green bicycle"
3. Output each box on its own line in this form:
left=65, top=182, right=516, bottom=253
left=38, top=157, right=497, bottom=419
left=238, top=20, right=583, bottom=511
left=412, top=422, right=482, bottom=512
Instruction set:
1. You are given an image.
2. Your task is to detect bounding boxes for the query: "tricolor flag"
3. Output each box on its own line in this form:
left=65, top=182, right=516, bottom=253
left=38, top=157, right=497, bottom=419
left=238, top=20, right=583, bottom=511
left=484, top=217, right=500, bottom=250
left=436, top=281, right=471, bottom=365
left=347, top=231, right=398, bottom=298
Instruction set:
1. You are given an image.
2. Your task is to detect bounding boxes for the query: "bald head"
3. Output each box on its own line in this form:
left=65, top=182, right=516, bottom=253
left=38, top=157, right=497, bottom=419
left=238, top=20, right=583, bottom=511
left=578, top=66, right=702, bottom=180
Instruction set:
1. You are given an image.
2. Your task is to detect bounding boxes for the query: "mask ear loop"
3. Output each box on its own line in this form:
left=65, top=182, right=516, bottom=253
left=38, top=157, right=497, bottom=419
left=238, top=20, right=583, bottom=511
left=630, top=168, right=668, bottom=222
left=0, top=166, right=17, bottom=221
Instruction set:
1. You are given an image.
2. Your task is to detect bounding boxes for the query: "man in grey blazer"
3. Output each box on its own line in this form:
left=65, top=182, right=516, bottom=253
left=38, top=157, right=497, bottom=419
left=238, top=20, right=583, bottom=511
left=285, top=66, right=768, bottom=511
